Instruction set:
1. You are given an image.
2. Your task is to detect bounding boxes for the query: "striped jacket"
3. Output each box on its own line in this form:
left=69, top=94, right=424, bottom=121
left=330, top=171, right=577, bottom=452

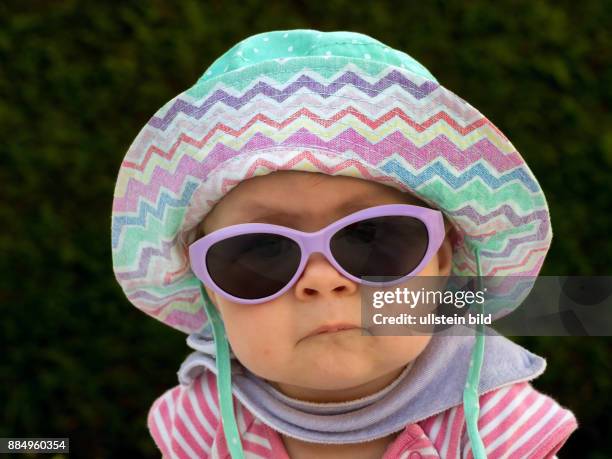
left=147, top=370, right=578, bottom=459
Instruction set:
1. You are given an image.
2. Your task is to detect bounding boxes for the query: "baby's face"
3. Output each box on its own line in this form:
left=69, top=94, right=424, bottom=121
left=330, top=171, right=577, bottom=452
left=199, top=171, right=454, bottom=402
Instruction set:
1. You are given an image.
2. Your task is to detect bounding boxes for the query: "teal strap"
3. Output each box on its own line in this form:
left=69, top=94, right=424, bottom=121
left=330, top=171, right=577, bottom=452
left=200, top=284, right=245, bottom=459
left=462, top=247, right=488, bottom=459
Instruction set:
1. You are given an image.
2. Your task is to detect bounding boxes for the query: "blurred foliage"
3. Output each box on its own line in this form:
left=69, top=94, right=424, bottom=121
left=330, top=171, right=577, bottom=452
left=0, top=0, right=610, bottom=457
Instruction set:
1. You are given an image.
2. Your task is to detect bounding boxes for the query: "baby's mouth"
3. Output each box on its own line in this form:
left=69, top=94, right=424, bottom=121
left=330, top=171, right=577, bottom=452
left=304, top=323, right=367, bottom=340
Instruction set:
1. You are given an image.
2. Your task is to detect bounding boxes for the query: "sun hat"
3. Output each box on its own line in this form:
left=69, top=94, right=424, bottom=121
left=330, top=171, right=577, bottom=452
left=111, top=29, right=552, bottom=459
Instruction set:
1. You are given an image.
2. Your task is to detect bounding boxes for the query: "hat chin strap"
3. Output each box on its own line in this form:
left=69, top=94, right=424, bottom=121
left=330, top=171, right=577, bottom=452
left=201, top=287, right=246, bottom=459
left=463, top=246, right=488, bottom=459
left=200, top=247, right=488, bottom=459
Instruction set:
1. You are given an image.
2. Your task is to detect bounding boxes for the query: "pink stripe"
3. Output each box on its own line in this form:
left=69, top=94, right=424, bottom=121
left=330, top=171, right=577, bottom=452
left=446, top=405, right=465, bottom=456
left=382, top=425, right=421, bottom=458
left=403, top=424, right=440, bottom=458
left=506, top=409, right=570, bottom=459
left=462, top=384, right=528, bottom=459
left=215, top=422, right=230, bottom=459
left=157, top=393, right=175, bottom=437
left=436, top=407, right=457, bottom=455
left=241, top=434, right=273, bottom=457
left=147, top=399, right=171, bottom=457
left=157, top=396, right=173, bottom=438
left=487, top=395, right=557, bottom=457
left=174, top=406, right=209, bottom=458
left=248, top=419, right=276, bottom=456
left=478, top=383, right=528, bottom=429
left=232, top=403, right=273, bottom=456
left=182, top=380, right=215, bottom=448
left=419, top=414, right=437, bottom=433
left=239, top=407, right=274, bottom=455
left=248, top=418, right=271, bottom=440
left=530, top=415, right=578, bottom=459
left=432, top=407, right=451, bottom=447
left=170, top=386, right=203, bottom=457
left=240, top=405, right=254, bottom=426
left=215, top=397, right=250, bottom=457
left=193, top=374, right=219, bottom=438
left=479, top=384, right=512, bottom=404
left=156, top=392, right=189, bottom=459
left=205, top=370, right=221, bottom=412
left=170, top=434, right=190, bottom=459
left=489, top=396, right=555, bottom=458
left=481, top=387, right=540, bottom=446
left=264, top=423, right=291, bottom=459
left=171, top=385, right=181, bottom=404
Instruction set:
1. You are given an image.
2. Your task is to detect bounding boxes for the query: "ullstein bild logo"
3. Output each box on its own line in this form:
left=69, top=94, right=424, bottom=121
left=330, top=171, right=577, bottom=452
left=358, top=276, right=612, bottom=337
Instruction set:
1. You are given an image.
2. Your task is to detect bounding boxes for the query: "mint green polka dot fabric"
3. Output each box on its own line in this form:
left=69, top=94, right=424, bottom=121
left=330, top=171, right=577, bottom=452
left=199, top=29, right=438, bottom=83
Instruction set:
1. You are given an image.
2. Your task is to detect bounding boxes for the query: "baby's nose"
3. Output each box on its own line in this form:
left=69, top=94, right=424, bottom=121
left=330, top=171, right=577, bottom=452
left=294, top=253, right=358, bottom=300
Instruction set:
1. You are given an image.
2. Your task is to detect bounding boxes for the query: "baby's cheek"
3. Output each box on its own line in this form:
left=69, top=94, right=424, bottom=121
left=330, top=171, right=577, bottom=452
left=226, top=323, right=290, bottom=375
left=378, top=335, right=432, bottom=363
left=219, top=302, right=296, bottom=376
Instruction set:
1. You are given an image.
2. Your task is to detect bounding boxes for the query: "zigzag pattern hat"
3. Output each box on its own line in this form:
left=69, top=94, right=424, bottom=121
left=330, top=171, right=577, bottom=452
left=111, top=29, right=552, bottom=336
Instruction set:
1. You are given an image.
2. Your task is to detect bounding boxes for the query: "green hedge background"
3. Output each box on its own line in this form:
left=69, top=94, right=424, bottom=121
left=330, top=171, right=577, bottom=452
left=1, top=1, right=611, bottom=458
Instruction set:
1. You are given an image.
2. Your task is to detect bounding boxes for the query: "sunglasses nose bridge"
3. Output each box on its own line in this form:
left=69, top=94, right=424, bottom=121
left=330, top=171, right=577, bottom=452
left=299, top=228, right=331, bottom=261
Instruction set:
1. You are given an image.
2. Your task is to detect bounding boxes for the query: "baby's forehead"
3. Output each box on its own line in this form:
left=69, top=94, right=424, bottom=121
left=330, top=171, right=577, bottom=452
left=225, top=176, right=425, bottom=214
left=230, top=171, right=426, bottom=205
left=201, top=172, right=432, bottom=234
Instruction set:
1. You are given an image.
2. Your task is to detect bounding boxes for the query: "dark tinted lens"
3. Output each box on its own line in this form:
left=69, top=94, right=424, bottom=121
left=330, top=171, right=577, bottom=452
left=206, top=233, right=301, bottom=299
left=330, top=216, right=429, bottom=281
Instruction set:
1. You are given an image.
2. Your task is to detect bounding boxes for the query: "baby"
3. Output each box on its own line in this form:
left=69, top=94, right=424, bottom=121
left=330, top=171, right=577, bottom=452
left=194, top=169, right=453, bottom=458
left=111, top=30, right=578, bottom=458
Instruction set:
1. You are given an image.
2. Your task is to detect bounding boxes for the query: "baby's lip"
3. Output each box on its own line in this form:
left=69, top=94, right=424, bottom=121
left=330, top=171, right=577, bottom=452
left=304, top=323, right=361, bottom=339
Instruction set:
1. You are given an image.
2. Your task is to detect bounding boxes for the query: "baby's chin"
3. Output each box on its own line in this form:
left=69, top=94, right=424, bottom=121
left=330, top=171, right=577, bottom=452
left=239, top=335, right=424, bottom=398
left=280, top=355, right=407, bottom=389
left=264, top=362, right=409, bottom=402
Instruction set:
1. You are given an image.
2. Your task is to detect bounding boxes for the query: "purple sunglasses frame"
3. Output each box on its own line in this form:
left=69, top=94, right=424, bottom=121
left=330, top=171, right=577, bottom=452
left=189, top=204, right=445, bottom=304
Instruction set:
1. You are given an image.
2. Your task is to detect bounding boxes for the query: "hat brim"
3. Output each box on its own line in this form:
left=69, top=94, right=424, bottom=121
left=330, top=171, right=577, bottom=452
left=111, top=56, right=552, bottom=334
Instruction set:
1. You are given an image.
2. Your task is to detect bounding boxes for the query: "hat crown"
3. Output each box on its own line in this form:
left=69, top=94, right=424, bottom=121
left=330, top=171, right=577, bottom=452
left=198, top=29, right=438, bottom=84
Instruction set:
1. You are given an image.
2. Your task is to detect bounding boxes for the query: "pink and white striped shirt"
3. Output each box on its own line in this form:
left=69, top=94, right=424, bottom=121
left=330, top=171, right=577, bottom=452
left=147, top=370, right=578, bottom=459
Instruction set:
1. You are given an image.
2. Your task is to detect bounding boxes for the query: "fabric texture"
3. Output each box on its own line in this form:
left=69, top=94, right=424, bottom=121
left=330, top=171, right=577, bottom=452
left=148, top=364, right=578, bottom=458
left=174, top=325, right=548, bottom=445
left=111, top=29, right=553, bottom=336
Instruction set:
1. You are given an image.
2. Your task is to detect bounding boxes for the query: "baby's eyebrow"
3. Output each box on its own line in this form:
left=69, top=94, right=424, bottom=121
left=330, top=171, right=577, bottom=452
left=238, top=196, right=385, bottom=223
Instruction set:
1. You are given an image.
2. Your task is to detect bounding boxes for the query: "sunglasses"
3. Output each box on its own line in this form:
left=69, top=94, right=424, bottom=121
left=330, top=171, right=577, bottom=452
left=189, top=204, right=445, bottom=304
